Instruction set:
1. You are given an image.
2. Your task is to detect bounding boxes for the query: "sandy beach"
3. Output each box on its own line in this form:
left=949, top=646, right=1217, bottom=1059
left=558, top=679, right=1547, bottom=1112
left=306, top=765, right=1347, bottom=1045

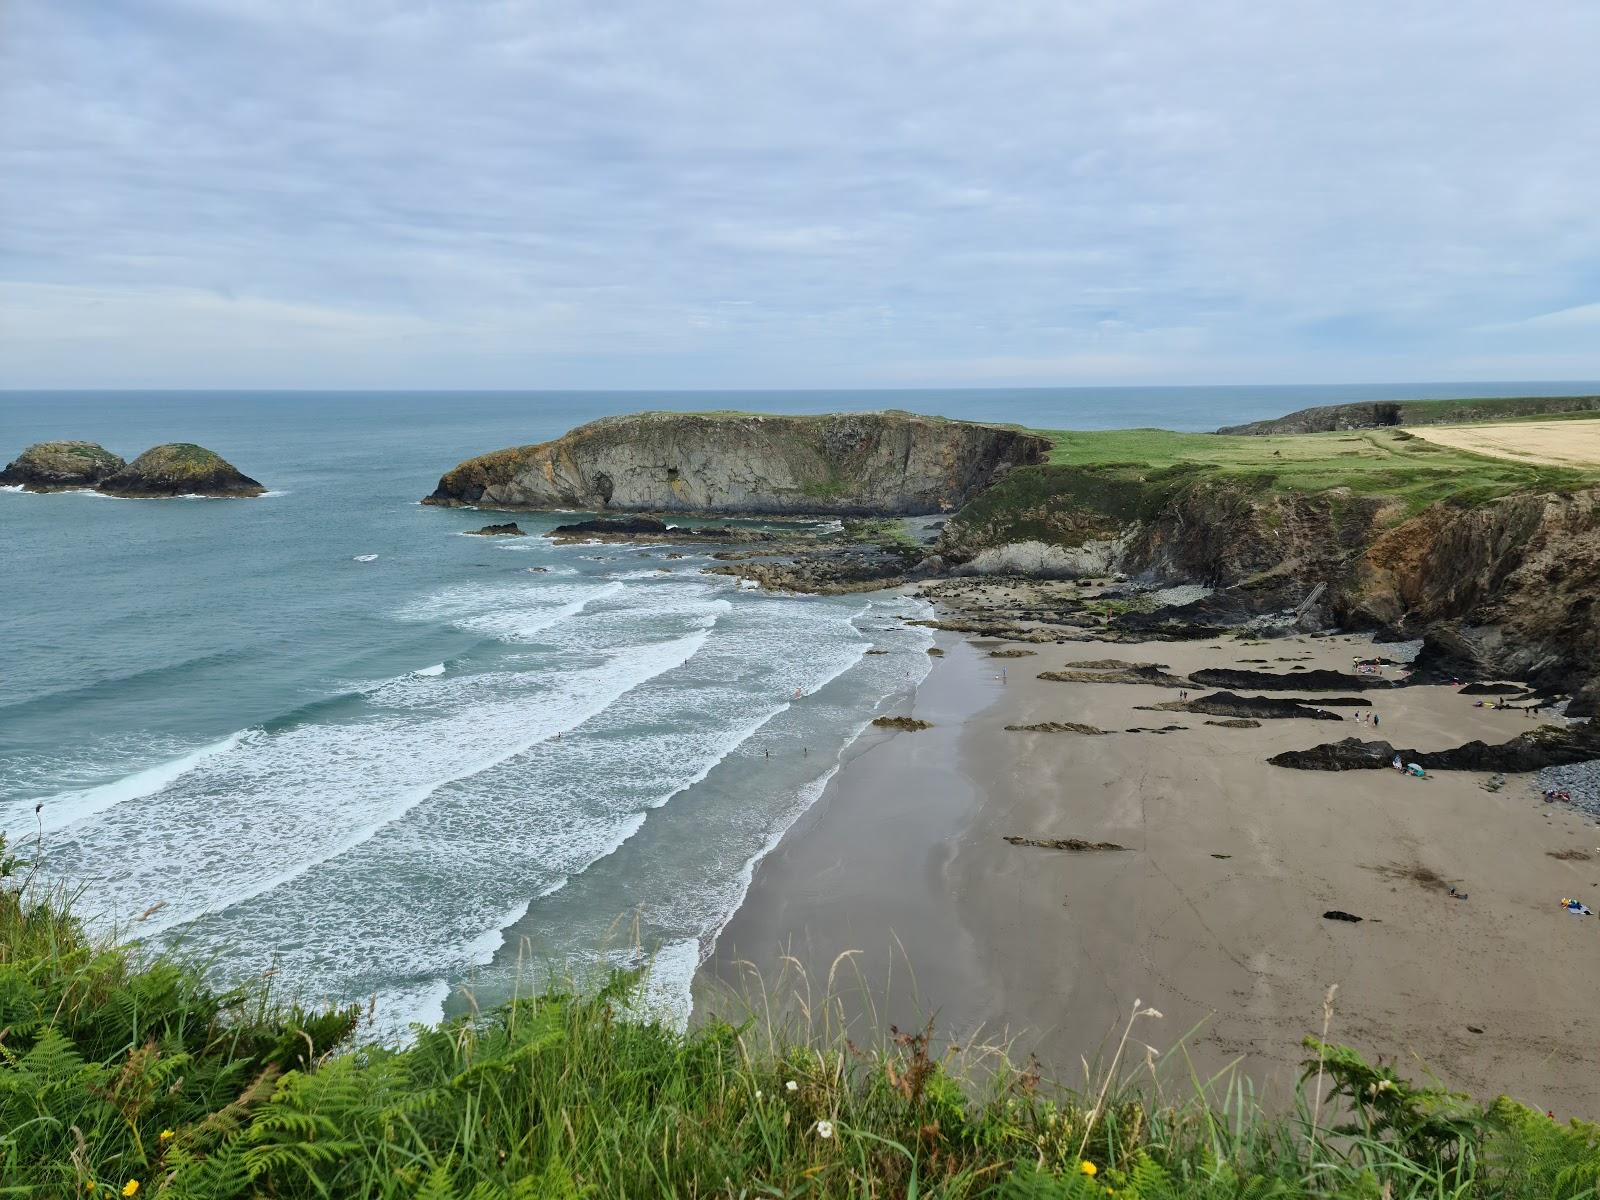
left=702, top=622, right=1600, bottom=1114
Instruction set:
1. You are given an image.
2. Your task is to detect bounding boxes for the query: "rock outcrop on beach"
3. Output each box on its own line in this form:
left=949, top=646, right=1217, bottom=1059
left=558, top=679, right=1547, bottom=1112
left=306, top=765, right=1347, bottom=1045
left=97, top=444, right=264, bottom=498
left=423, top=411, right=1048, bottom=516
left=1269, top=721, right=1600, bottom=772
left=1157, top=691, right=1343, bottom=721
left=0, top=441, right=126, bottom=490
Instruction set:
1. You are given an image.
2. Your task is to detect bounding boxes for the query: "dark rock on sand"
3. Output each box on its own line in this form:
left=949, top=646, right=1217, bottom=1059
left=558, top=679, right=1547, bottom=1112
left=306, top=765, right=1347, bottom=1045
left=466, top=522, right=526, bottom=536
left=1323, top=910, right=1364, bottom=923
left=1004, top=835, right=1128, bottom=851
left=1206, top=718, right=1262, bottom=729
left=1005, top=721, right=1110, bottom=735
left=1158, top=690, right=1343, bottom=721
left=1190, top=667, right=1395, bottom=692
left=96, top=444, right=264, bottom=498
left=1039, top=664, right=1190, bottom=688
left=0, top=440, right=125, bottom=490
left=988, top=648, right=1037, bottom=658
left=1457, top=682, right=1529, bottom=696
left=1270, top=721, right=1600, bottom=772
left=872, top=716, right=931, bottom=731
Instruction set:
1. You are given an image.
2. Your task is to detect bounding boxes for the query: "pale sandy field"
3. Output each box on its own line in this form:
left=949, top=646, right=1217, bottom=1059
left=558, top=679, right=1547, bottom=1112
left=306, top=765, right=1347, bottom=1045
left=1410, top=418, right=1600, bottom=467
left=702, top=630, right=1600, bottom=1114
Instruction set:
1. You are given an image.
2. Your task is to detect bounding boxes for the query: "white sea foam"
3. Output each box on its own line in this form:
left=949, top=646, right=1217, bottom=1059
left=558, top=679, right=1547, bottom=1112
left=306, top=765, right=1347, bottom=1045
left=628, top=939, right=702, bottom=1031
left=413, top=663, right=446, bottom=677
left=353, top=554, right=379, bottom=562
left=0, top=484, right=24, bottom=493
left=9, top=731, right=248, bottom=838
left=116, top=625, right=715, bottom=939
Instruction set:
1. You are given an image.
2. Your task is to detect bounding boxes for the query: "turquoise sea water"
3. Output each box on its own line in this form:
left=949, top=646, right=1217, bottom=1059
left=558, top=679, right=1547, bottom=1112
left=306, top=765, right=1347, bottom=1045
left=3, top=383, right=1597, bottom=1029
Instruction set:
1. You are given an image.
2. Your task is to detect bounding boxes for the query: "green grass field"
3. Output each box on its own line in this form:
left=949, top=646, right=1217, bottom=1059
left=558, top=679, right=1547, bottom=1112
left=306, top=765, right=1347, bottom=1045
left=1033, top=426, right=1600, bottom=514
left=5, top=836, right=1600, bottom=1198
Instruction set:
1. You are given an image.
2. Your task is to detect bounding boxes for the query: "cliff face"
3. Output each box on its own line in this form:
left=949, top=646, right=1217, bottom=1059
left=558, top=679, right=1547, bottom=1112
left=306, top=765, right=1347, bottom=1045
left=938, top=464, right=1600, bottom=689
left=1342, top=489, right=1600, bottom=687
left=423, top=411, right=1049, bottom=516
left=0, top=441, right=125, bottom=491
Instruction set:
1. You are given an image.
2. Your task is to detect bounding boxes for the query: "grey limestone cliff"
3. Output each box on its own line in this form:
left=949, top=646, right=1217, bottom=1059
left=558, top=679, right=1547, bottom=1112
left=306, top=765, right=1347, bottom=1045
left=423, top=411, right=1049, bottom=516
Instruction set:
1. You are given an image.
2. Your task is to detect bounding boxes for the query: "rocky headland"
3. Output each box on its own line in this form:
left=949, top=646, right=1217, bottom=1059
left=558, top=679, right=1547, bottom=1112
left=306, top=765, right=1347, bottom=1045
left=422, top=410, right=1048, bottom=516
left=424, top=405, right=1600, bottom=708
left=2, top=440, right=264, bottom=497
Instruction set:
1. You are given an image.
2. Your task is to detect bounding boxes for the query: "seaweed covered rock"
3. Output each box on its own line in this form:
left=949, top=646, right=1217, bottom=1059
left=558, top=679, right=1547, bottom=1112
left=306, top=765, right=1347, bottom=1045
left=97, top=443, right=264, bottom=498
left=0, top=441, right=125, bottom=491
left=1190, top=667, right=1395, bottom=692
left=1162, top=691, right=1344, bottom=721
left=466, top=523, right=527, bottom=536
left=1270, top=722, right=1600, bottom=772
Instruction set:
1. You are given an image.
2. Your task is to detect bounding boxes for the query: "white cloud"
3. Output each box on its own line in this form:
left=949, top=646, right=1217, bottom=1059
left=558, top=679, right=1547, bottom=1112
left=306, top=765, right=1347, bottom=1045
left=2, top=0, right=1600, bottom=387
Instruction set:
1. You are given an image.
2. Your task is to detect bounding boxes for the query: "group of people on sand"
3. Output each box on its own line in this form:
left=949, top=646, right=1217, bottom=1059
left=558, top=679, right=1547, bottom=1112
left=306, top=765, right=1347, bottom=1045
left=1544, top=788, right=1574, bottom=804
left=1353, top=709, right=1380, bottom=729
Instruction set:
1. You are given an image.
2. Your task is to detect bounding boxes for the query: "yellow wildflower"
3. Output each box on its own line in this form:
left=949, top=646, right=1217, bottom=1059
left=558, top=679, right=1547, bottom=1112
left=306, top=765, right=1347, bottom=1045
left=85, top=1185, right=96, bottom=1195
left=122, top=1183, right=140, bottom=1198
left=1078, top=1159, right=1098, bottom=1176
left=159, top=1129, right=175, bottom=1142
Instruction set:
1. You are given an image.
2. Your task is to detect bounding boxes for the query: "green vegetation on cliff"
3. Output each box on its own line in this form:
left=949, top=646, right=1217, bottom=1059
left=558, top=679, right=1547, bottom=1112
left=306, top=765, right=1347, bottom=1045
left=1038, top=426, right=1597, bottom=513
left=4, top=837, right=1599, bottom=1198
left=1218, top=394, right=1600, bottom=435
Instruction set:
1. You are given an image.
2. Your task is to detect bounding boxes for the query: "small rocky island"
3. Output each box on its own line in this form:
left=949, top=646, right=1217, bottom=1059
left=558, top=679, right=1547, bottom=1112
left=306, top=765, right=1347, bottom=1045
left=1, top=441, right=264, bottom=498
left=0, top=440, right=126, bottom=490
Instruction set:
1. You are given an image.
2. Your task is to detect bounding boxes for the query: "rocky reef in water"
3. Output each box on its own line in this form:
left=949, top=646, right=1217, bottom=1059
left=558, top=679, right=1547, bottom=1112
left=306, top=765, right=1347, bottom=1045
left=3, top=440, right=264, bottom=498
left=422, top=410, right=1048, bottom=516
left=97, top=444, right=264, bottom=498
left=0, top=441, right=126, bottom=491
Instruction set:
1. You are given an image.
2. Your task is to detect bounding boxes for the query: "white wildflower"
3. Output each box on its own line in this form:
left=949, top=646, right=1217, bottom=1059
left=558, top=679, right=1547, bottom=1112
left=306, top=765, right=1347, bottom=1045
left=786, top=1080, right=798, bottom=1093
left=815, top=1119, right=834, bottom=1139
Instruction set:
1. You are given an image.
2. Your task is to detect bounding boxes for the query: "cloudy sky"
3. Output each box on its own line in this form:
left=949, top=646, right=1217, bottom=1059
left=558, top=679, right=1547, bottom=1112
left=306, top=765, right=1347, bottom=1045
left=4, top=0, right=1600, bottom=389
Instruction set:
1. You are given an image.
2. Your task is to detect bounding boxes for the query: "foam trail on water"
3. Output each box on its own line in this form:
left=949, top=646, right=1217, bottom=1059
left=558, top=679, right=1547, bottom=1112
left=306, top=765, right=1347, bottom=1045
left=128, top=626, right=712, bottom=938
left=7, top=732, right=247, bottom=838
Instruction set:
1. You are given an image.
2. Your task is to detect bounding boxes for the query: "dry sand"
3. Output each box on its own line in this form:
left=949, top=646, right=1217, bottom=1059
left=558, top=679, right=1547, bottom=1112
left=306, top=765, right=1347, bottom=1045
left=1410, top=419, right=1600, bottom=467
left=701, top=629, right=1600, bottom=1113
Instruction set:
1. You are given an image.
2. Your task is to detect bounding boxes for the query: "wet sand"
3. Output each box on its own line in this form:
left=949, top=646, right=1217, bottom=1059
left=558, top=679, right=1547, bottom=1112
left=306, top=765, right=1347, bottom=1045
left=701, top=628, right=1600, bottom=1113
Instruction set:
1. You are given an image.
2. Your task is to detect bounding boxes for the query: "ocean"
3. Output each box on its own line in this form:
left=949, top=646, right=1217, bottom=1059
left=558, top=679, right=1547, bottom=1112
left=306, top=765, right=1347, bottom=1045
left=3, top=383, right=1596, bottom=1031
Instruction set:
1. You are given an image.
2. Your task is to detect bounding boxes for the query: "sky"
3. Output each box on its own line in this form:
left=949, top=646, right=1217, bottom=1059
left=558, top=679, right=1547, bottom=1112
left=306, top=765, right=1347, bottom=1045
left=3, top=0, right=1600, bottom=390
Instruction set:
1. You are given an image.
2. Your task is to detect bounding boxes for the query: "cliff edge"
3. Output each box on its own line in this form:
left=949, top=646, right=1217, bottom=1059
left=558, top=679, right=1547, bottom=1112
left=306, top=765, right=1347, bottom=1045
left=423, top=411, right=1049, bottom=516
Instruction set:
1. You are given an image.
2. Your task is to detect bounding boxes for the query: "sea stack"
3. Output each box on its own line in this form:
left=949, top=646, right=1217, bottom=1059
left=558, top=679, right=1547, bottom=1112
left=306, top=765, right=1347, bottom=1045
left=0, top=441, right=126, bottom=491
left=423, top=410, right=1049, bottom=516
left=96, top=443, right=265, bottom=498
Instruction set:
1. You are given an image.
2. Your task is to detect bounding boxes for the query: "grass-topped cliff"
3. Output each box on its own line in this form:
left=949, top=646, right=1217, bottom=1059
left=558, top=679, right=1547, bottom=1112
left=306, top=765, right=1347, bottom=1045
left=4, top=835, right=1598, bottom=1198
left=937, top=422, right=1600, bottom=691
left=423, top=411, right=1048, bottom=516
left=1218, top=393, right=1600, bottom=435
